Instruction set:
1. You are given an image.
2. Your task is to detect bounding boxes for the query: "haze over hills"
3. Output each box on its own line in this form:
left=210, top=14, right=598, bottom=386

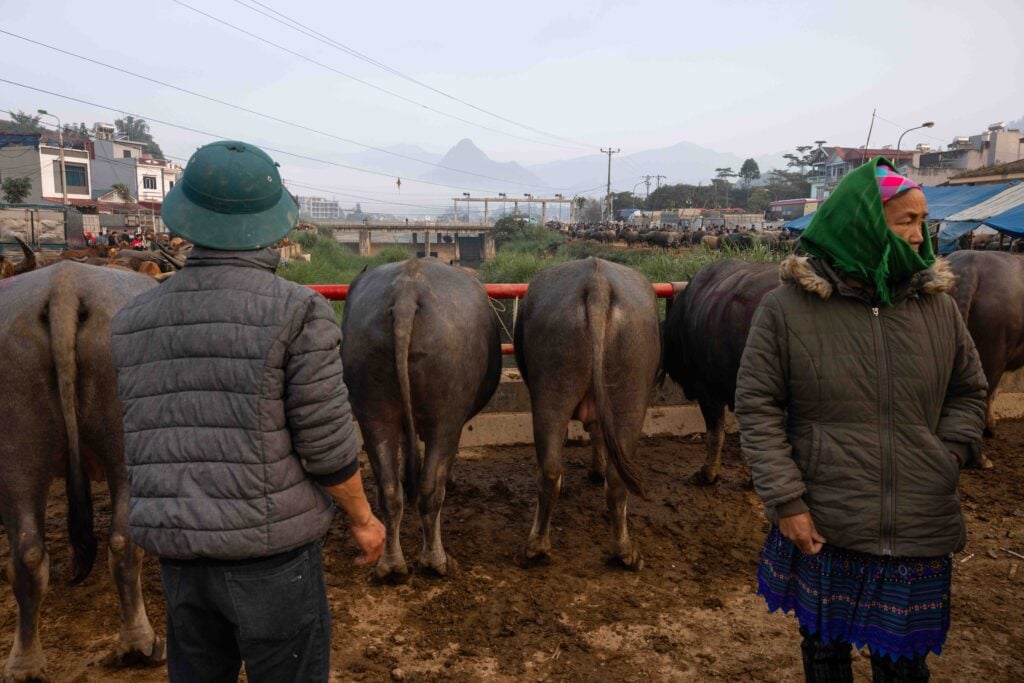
left=338, top=139, right=791, bottom=198
left=528, top=142, right=790, bottom=192
left=344, top=143, right=443, bottom=178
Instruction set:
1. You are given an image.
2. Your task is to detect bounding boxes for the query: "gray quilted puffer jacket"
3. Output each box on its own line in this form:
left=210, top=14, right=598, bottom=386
left=111, top=246, right=359, bottom=560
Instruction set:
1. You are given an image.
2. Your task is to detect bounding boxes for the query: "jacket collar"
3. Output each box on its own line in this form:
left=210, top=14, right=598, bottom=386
left=184, top=246, right=280, bottom=273
left=779, top=255, right=955, bottom=304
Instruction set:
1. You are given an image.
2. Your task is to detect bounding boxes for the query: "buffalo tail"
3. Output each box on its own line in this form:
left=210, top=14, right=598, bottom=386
left=586, top=269, right=647, bottom=498
left=49, top=272, right=97, bottom=584
left=391, top=291, right=421, bottom=504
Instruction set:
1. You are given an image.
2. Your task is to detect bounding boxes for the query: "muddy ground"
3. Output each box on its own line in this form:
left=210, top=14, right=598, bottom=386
left=2, top=420, right=1021, bottom=682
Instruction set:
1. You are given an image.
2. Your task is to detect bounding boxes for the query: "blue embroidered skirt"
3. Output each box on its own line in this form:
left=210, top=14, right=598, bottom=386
left=757, top=527, right=952, bottom=660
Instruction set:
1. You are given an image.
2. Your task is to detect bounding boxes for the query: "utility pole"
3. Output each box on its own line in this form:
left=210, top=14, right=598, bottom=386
left=642, top=174, right=667, bottom=210
left=601, top=147, right=620, bottom=222
left=862, top=108, right=877, bottom=166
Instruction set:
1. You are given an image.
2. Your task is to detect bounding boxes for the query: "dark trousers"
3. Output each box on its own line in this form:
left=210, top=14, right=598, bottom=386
left=800, top=628, right=930, bottom=683
left=159, top=541, right=331, bottom=683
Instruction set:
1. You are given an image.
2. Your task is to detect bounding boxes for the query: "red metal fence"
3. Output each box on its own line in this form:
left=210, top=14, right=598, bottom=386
left=308, top=282, right=683, bottom=355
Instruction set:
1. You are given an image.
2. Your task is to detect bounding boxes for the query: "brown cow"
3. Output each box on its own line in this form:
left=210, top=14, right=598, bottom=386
left=0, top=263, right=165, bottom=679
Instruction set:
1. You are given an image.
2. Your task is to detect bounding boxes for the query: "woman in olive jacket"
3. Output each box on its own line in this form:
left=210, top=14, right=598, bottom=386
left=736, top=158, right=987, bottom=683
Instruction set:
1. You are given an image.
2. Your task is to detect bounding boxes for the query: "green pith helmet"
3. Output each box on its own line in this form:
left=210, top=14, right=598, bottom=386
left=162, top=140, right=298, bottom=250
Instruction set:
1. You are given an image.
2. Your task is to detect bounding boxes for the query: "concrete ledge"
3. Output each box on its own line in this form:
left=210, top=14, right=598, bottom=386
left=355, top=368, right=1024, bottom=448
left=459, top=405, right=738, bottom=448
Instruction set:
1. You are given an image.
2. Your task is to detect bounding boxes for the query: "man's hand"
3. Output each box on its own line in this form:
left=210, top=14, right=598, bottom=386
left=323, top=471, right=386, bottom=566
left=349, top=514, right=385, bottom=566
left=779, top=511, right=826, bottom=555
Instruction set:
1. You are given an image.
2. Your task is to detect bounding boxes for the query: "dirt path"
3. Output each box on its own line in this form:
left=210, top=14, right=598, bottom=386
left=2, top=422, right=1021, bottom=681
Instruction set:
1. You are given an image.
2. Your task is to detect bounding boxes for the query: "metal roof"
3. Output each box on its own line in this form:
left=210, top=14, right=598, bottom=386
left=945, top=182, right=1024, bottom=221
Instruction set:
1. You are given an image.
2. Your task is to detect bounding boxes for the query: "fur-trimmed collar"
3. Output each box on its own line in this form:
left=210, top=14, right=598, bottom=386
left=779, top=255, right=955, bottom=301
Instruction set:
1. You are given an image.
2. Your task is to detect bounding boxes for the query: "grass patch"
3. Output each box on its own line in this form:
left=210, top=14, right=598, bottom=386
left=277, top=231, right=410, bottom=318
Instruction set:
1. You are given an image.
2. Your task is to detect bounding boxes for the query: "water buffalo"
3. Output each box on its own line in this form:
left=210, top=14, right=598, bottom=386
left=663, top=258, right=781, bottom=484
left=645, top=230, right=680, bottom=249
left=0, top=262, right=164, bottom=680
left=514, top=257, right=660, bottom=570
left=342, top=258, right=501, bottom=580
left=947, top=250, right=1024, bottom=461
left=0, top=237, right=36, bottom=279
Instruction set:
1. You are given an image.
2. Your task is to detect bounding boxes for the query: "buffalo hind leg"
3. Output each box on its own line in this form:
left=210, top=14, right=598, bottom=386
left=587, top=430, right=606, bottom=484
left=104, top=459, right=164, bottom=666
left=416, top=430, right=461, bottom=576
left=522, top=414, right=569, bottom=565
left=4, top=515, right=49, bottom=682
left=592, top=423, right=643, bottom=571
left=690, top=399, right=726, bottom=486
left=365, top=428, right=410, bottom=582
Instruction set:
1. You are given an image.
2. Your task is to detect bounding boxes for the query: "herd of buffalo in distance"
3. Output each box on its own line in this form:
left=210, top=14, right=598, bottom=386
left=0, top=225, right=1021, bottom=678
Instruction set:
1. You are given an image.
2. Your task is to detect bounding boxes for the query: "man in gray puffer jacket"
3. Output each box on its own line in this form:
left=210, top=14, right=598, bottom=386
left=111, top=140, right=384, bottom=682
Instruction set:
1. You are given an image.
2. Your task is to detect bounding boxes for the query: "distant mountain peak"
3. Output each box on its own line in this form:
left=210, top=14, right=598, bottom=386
left=420, top=139, right=548, bottom=191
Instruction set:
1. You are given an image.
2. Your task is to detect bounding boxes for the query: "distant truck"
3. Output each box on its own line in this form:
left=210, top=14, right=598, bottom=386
left=0, top=204, right=85, bottom=254
left=765, top=198, right=822, bottom=222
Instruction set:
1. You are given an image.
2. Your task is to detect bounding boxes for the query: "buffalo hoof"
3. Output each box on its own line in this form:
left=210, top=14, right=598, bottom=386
left=515, top=546, right=552, bottom=569
left=373, top=560, right=411, bottom=585
left=605, top=547, right=644, bottom=572
left=3, top=650, right=46, bottom=683
left=687, top=468, right=720, bottom=486
left=107, top=635, right=166, bottom=668
left=417, top=553, right=459, bottom=578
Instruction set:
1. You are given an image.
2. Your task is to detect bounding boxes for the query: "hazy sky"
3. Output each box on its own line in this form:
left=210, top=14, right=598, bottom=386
left=1, top=0, right=1022, bottom=212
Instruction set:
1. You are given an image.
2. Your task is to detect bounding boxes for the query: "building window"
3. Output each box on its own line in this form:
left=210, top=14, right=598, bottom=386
left=168, top=181, right=174, bottom=189
left=123, top=150, right=132, bottom=158
left=143, top=176, right=157, bottom=190
left=61, top=163, right=88, bottom=193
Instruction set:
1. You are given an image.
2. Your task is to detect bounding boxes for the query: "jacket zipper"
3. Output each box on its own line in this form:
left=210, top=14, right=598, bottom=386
left=870, top=305, right=895, bottom=555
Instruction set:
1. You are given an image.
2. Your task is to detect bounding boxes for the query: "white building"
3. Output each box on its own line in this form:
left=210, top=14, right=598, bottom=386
left=297, top=196, right=342, bottom=221
left=0, top=129, right=94, bottom=205
left=136, top=156, right=181, bottom=203
left=90, top=122, right=181, bottom=204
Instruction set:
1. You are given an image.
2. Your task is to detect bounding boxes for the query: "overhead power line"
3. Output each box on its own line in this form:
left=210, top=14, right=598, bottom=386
left=170, top=0, right=588, bottom=153
left=232, top=0, right=592, bottom=151
left=0, top=77, right=571, bottom=195
left=0, top=29, right=572, bottom=193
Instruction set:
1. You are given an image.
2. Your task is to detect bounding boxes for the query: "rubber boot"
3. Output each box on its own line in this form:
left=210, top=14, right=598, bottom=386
left=799, top=627, right=853, bottom=683
left=870, top=650, right=930, bottom=682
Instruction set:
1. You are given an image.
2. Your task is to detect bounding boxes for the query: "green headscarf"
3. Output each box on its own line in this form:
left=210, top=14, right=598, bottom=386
left=800, top=156, right=934, bottom=305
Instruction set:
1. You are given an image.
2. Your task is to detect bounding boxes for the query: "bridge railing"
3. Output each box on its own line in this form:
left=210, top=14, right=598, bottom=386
left=308, top=282, right=684, bottom=355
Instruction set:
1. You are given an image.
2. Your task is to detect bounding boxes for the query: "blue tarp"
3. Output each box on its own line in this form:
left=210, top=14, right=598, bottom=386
left=921, top=184, right=1011, bottom=220
left=781, top=213, right=815, bottom=231
left=985, top=203, right=1024, bottom=237
left=786, top=183, right=1018, bottom=241
left=937, top=221, right=983, bottom=255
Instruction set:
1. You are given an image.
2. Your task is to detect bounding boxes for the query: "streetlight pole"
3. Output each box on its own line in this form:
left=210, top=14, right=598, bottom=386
left=896, top=121, right=935, bottom=169
left=37, top=109, right=67, bottom=205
